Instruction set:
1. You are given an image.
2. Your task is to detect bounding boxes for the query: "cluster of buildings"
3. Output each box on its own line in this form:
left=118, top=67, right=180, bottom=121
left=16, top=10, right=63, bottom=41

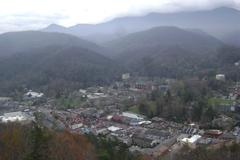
left=49, top=108, right=183, bottom=150
left=0, top=90, right=43, bottom=123
left=1, top=77, right=240, bottom=159
left=50, top=103, right=240, bottom=158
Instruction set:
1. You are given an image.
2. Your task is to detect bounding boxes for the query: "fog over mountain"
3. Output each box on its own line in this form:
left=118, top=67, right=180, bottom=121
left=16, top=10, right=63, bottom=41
left=104, top=26, right=223, bottom=57
left=0, top=31, right=121, bottom=94
left=1, top=0, right=240, bottom=32
left=0, top=1, right=239, bottom=94
left=0, top=31, right=107, bottom=57
left=223, top=30, right=240, bottom=46
left=102, top=26, right=224, bottom=77
left=42, top=7, right=240, bottom=43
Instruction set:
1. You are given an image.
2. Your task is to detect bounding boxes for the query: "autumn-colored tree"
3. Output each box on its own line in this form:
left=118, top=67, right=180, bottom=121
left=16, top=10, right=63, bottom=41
left=0, top=123, right=30, bottom=160
left=49, top=131, right=96, bottom=160
left=0, top=123, right=96, bottom=160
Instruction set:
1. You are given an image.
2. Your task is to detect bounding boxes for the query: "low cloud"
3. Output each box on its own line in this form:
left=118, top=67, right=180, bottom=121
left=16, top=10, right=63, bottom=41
left=0, top=0, right=239, bottom=33
left=0, top=13, right=68, bottom=33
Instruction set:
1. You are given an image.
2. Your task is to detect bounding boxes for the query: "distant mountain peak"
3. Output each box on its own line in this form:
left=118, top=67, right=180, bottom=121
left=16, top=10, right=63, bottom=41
left=42, top=24, right=67, bottom=32
left=41, top=7, right=240, bottom=41
left=47, top=23, right=65, bottom=28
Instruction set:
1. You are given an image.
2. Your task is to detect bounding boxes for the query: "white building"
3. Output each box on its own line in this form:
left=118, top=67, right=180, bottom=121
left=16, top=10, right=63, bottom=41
left=0, top=111, right=33, bottom=123
left=138, top=120, right=152, bottom=125
left=122, top=73, right=130, bottom=80
left=25, top=90, right=44, bottom=98
left=180, top=135, right=202, bottom=148
left=122, top=112, right=144, bottom=120
left=216, top=74, right=225, bottom=81
left=79, top=89, right=87, bottom=94
left=108, top=126, right=122, bottom=132
left=71, top=123, right=83, bottom=130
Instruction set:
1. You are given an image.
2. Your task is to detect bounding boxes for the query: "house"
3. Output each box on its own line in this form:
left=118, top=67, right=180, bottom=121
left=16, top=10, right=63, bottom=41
left=204, top=130, right=223, bottom=138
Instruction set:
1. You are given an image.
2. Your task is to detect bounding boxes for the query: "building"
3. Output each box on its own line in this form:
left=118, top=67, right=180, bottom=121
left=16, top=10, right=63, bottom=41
left=132, top=133, right=158, bottom=148
left=122, top=73, right=130, bottom=80
left=177, top=134, right=189, bottom=142
left=108, top=126, right=122, bottom=132
left=216, top=74, right=225, bottom=81
left=0, top=111, right=34, bottom=123
left=70, top=123, right=83, bottom=130
left=25, top=90, right=44, bottom=98
left=204, top=130, right=223, bottom=138
left=132, top=129, right=170, bottom=148
left=122, top=112, right=144, bottom=120
left=180, top=135, right=202, bottom=148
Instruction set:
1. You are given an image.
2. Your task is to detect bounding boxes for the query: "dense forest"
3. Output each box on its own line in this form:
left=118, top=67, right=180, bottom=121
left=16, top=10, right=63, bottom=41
left=0, top=28, right=239, bottom=97
left=0, top=32, right=123, bottom=97
left=128, top=79, right=220, bottom=123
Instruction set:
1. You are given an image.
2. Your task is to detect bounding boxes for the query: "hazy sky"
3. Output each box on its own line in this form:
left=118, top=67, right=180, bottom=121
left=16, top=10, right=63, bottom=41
left=0, top=0, right=240, bottom=33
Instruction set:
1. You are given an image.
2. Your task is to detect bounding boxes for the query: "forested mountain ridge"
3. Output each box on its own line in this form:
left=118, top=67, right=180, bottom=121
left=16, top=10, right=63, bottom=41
left=103, top=26, right=224, bottom=78
left=42, top=7, right=240, bottom=43
left=104, top=26, right=223, bottom=57
left=0, top=26, right=239, bottom=96
left=0, top=31, right=122, bottom=96
left=0, top=31, right=107, bottom=57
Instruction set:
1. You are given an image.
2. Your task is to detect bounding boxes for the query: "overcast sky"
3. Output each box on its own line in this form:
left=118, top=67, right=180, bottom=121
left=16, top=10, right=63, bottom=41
left=0, top=0, right=240, bottom=33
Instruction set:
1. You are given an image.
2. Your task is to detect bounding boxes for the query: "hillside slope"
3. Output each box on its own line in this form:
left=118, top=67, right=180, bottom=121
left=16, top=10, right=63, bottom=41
left=0, top=31, right=106, bottom=57
left=104, top=26, right=223, bottom=78
left=105, top=26, right=223, bottom=58
left=0, top=31, right=122, bottom=96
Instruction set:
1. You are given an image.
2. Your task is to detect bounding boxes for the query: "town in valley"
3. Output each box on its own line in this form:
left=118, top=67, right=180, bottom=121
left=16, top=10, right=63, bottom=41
left=1, top=72, right=240, bottom=159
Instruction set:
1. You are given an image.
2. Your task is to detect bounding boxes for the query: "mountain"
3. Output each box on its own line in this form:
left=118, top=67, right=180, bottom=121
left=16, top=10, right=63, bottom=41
left=42, top=24, right=68, bottom=33
left=223, top=30, right=240, bottom=46
left=104, top=26, right=223, bottom=58
left=0, top=31, right=106, bottom=57
left=42, top=7, right=240, bottom=43
left=104, top=26, right=224, bottom=77
left=0, top=31, right=122, bottom=96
